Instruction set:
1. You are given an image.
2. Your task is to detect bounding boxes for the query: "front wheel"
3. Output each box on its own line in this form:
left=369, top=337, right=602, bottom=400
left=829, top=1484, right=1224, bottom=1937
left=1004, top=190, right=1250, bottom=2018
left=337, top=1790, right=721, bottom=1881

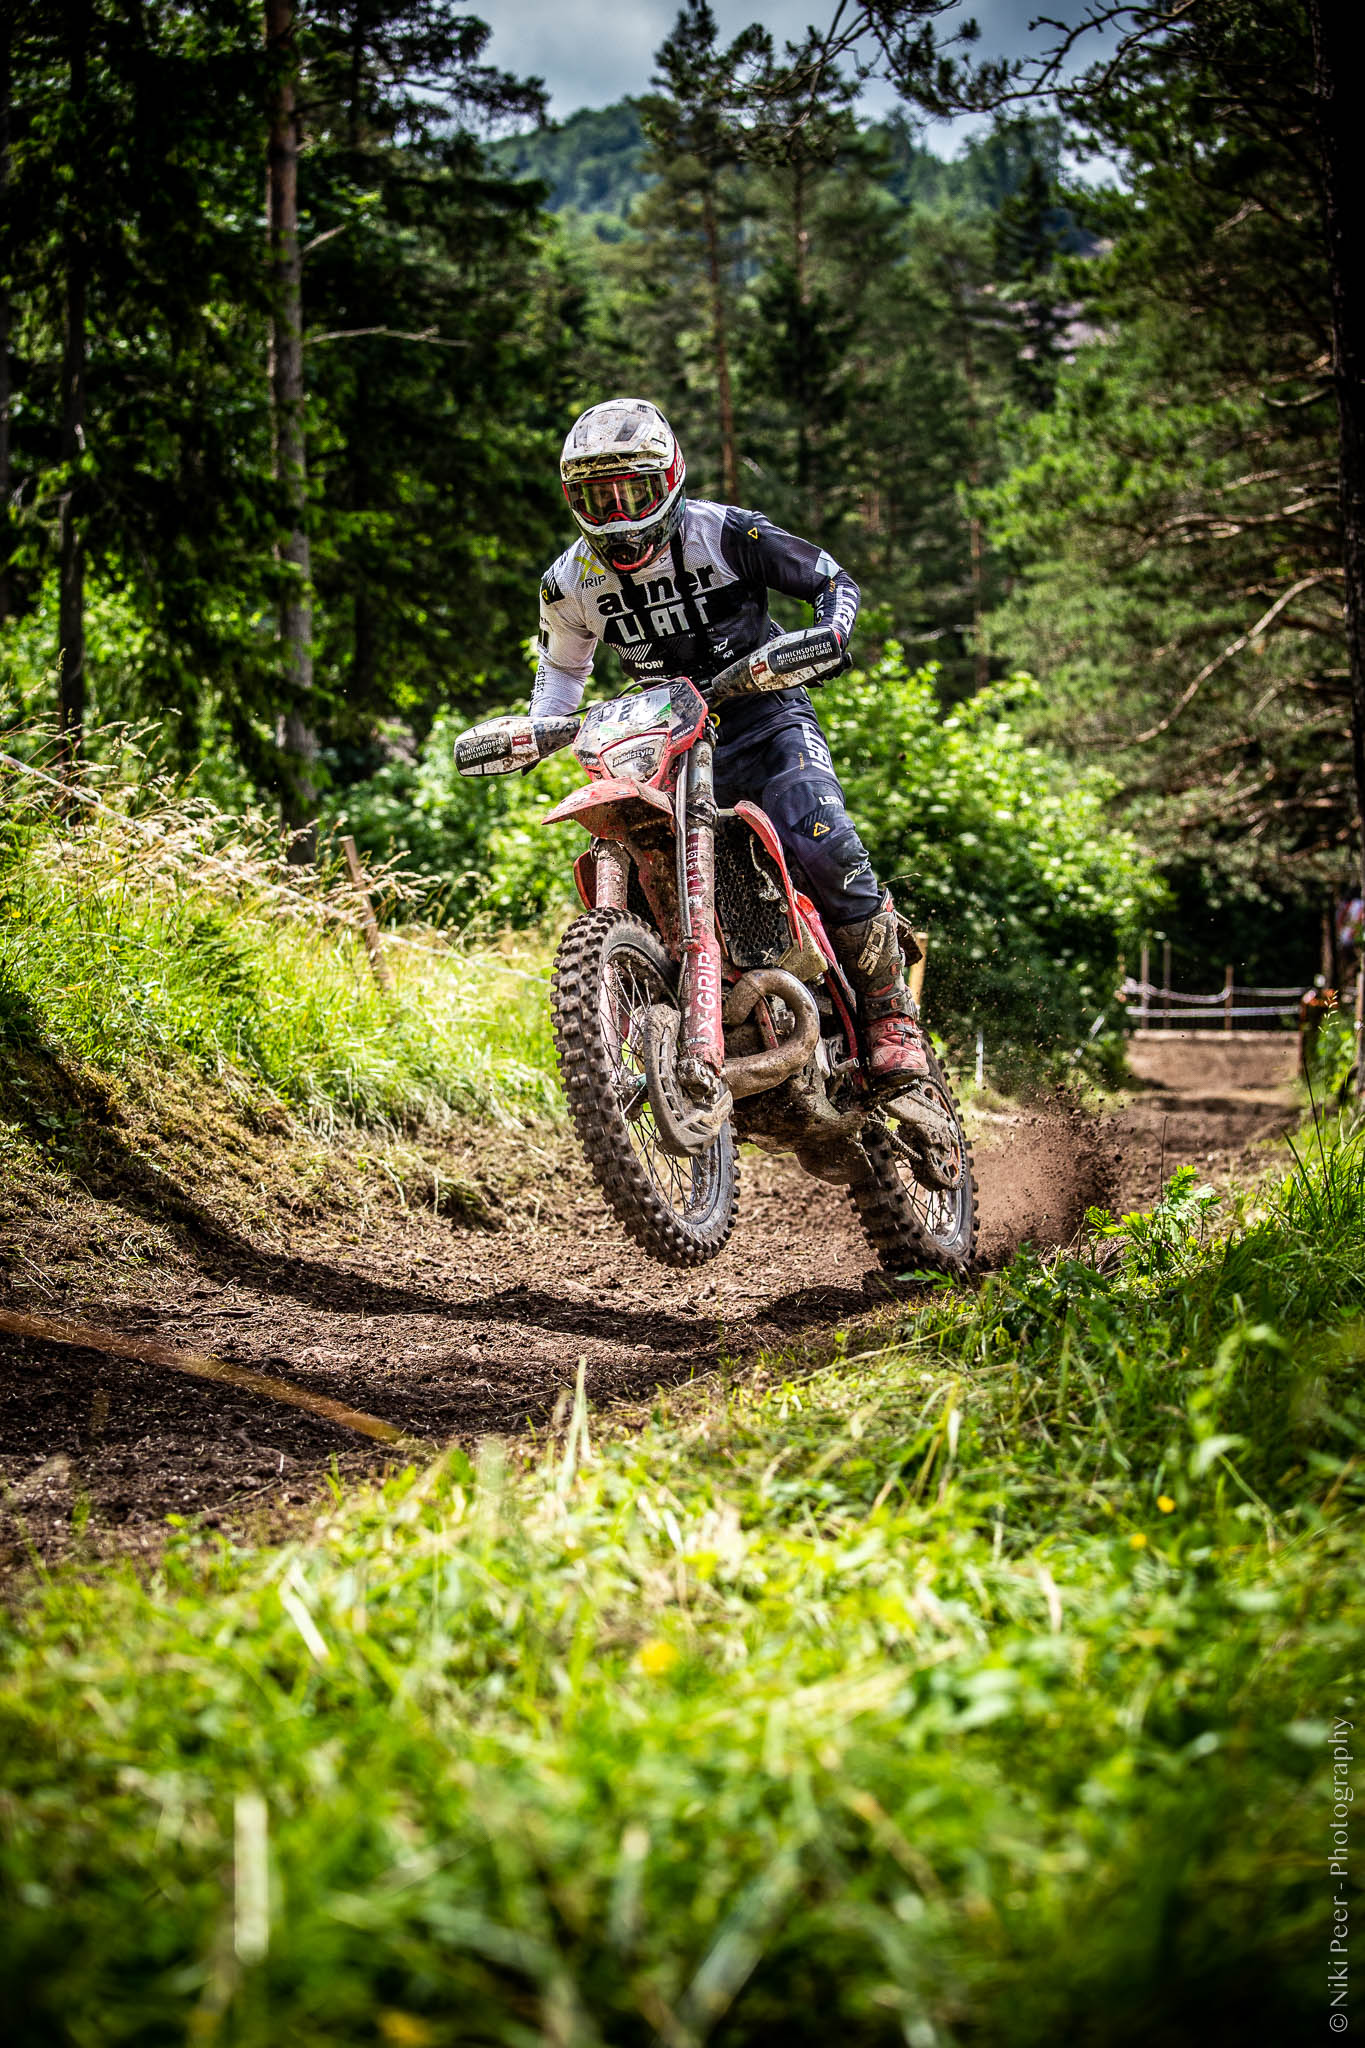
left=848, top=1048, right=978, bottom=1277
left=551, top=908, right=738, bottom=1267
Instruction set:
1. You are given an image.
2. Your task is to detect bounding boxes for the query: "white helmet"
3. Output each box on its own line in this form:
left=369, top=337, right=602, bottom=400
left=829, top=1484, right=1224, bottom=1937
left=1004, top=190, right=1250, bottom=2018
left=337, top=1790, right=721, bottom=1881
left=560, top=397, right=686, bottom=573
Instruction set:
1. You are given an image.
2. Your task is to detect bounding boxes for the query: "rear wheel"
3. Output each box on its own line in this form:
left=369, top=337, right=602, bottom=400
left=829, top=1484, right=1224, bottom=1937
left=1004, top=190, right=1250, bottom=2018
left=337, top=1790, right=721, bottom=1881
left=551, top=908, right=738, bottom=1267
left=848, top=1049, right=978, bottom=1277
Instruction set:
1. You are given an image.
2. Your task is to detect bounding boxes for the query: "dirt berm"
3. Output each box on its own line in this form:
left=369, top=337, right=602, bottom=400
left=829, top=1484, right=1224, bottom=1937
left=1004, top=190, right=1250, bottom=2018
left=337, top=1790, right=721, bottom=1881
left=0, top=1034, right=1301, bottom=1567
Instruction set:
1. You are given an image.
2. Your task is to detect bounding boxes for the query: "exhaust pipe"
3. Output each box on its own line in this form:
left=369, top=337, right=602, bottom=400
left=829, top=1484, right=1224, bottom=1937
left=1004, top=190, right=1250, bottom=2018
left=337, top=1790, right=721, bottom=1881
left=723, top=970, right=821, bottom=1100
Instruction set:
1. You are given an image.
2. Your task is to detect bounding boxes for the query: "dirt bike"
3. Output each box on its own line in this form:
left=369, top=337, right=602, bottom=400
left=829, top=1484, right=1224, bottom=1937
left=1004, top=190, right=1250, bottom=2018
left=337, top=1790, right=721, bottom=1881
left=454, top=627, right=978, bottom=1275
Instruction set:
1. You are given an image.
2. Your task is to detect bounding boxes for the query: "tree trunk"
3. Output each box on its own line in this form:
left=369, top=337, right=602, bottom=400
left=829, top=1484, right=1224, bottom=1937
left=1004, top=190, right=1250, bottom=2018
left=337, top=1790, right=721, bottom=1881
left=956, top=278, right=989, bottom=693
left=700, top=185, right=738, bottom=504
left=792, top=158, right=813, bottom=502
left=57, top=2, right=90, bottom=768
left=0, top=17, right=12, bottom=629
left=264, top=0, right=316, bottom=858
left=792, top=156, right=808, bottom=309
left=1307, top=0, right=1365, bottom=1093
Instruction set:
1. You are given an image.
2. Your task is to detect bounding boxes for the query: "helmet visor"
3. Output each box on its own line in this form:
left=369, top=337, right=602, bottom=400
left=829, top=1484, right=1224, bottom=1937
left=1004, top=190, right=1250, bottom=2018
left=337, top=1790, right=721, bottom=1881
left=565, top=469, right=668, bottom=528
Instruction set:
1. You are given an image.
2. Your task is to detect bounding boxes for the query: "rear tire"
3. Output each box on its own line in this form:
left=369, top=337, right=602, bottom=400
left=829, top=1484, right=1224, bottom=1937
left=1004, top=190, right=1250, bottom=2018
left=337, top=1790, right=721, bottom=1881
left=848, top=1048, right=978, bottom=1277
left=551, top=908, right=738, bottom=1267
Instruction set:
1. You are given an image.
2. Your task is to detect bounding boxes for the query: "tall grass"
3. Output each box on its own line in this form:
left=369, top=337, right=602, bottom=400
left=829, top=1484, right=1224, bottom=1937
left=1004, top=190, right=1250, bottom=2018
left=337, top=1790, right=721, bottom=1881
left=0, top=751, right=559, bottom=1127
left=2, top=1137, right=1361, bottom=2043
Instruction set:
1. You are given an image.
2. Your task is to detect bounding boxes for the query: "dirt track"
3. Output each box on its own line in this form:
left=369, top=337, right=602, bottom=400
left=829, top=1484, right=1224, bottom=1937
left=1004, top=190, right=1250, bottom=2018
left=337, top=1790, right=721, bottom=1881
left=0, top=1035, right=1302, bottom=1567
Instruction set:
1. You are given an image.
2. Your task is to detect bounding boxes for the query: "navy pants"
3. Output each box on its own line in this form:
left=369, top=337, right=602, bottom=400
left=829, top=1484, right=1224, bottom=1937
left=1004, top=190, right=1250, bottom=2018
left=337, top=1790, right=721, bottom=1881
left=713, top=697, right=883, bottom=930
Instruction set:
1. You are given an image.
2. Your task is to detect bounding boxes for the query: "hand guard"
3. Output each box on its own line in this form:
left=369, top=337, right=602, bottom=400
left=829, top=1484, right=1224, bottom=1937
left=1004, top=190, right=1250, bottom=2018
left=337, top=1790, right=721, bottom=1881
left=454, top=714, right=580, bottom=778
left=706, top=627, right=850, bottom=706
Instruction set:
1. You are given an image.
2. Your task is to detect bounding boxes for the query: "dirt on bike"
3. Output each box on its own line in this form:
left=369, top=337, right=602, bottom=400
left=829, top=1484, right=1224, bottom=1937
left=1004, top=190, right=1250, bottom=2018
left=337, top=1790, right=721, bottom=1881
left=454, top=627, right=978, bottom=1277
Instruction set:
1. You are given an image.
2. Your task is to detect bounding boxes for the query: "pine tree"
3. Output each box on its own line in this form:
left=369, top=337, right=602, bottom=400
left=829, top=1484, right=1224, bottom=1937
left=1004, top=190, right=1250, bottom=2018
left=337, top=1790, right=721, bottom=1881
left=635, top=2, right=769, bottom=503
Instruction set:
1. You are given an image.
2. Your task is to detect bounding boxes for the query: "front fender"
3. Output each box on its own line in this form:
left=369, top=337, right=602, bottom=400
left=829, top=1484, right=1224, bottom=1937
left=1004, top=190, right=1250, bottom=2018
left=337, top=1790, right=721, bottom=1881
left=542, top=778, right=674, bottom=842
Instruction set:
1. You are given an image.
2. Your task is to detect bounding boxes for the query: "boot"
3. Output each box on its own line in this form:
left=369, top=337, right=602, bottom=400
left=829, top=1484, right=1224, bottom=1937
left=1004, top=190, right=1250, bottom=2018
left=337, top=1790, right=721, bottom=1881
left=831, top=895, right=931, bottom=1087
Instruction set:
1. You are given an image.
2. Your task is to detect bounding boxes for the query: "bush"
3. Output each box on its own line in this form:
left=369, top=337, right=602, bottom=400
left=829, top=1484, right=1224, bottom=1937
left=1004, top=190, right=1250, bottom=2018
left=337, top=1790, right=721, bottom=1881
left=821, top=652, right=1164, bottom=1071
left=324, top=709, right=583, bottom=933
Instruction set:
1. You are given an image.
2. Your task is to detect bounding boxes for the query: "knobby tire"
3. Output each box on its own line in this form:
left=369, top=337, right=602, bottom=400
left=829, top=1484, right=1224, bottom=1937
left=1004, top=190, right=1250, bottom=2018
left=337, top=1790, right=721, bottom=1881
left=551, top=908, right=739, bottom=1267
left=848, top=1047, right=979, bottom=1277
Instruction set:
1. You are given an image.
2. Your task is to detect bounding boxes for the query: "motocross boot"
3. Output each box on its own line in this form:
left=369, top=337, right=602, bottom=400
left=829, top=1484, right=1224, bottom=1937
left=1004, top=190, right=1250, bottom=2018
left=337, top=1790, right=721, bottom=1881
left=831, top=895, right=931, bottom=1087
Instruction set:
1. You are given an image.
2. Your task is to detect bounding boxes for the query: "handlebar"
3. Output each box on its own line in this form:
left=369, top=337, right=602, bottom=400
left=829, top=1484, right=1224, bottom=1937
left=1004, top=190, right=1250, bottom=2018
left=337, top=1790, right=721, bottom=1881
left=455, top=627, right=849, bottom=779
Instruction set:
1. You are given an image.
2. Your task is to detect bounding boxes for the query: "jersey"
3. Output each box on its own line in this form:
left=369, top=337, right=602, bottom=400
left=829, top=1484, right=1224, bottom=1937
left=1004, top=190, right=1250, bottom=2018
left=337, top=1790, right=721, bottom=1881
left=530, top=499, right=860, bottom=737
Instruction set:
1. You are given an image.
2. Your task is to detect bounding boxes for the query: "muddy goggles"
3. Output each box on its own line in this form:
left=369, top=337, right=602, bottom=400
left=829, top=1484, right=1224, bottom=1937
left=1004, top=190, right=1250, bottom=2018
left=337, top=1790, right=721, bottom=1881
left=563, top=468, right=670, bottom=528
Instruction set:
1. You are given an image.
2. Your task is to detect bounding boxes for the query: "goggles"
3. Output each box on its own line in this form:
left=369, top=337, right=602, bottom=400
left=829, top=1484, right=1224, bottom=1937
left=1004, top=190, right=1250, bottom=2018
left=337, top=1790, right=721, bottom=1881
left=564, top=469, right=669, bottom=528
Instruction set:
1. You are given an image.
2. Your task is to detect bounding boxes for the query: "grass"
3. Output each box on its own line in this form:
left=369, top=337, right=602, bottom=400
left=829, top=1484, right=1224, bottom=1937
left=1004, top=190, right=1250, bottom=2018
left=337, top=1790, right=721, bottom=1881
left=0, top=757, right=560, bottom=1131
left=2, top=1137, right=1362, bottom=2045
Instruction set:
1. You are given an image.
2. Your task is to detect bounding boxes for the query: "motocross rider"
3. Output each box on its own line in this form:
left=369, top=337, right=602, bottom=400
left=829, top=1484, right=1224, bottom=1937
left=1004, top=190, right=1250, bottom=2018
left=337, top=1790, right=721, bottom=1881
left=531, top=396, right=930, bottom=1087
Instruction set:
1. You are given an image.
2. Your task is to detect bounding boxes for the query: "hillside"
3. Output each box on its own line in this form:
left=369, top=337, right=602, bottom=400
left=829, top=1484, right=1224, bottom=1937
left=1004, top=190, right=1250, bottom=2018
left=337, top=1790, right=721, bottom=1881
left=489, top=101, right=1091, bottom=234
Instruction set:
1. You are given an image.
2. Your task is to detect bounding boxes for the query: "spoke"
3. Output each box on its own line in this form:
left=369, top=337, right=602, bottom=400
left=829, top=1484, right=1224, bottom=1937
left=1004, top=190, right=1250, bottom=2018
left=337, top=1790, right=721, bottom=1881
left=885, top=1135, right=965, bottom=1252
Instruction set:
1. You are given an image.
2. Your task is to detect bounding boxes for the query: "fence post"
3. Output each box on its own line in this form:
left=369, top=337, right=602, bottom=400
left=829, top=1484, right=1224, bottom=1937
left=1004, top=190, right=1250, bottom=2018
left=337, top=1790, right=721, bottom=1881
left=341, top=835, right=394, bottom=993
left=1162, top=940, right=1171, bottom=1028
left=1139, top=942, right=1150, bottom=1027
left=1223, top=963, right=1234, bottom=1032
left=907, top=930, right=928, bottom=1011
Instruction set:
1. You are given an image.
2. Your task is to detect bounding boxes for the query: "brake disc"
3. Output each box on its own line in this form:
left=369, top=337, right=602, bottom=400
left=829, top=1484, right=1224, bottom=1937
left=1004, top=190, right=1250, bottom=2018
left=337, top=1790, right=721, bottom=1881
left=881, top=1079, right=966, bottom=1192
left=640, top=1005, right=733, bottom=1157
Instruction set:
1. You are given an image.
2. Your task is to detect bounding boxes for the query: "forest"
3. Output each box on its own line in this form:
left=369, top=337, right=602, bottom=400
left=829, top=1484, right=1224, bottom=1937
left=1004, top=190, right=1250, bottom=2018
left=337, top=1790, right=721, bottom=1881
left=3, top=0, right=1361, bottom=1052
left=3, top=6, right=1364, bottom=2043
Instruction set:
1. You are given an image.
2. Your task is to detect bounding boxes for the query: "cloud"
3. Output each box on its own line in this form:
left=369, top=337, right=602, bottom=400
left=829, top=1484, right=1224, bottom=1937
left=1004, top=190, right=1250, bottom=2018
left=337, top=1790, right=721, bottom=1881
left=482, top=1, right=1123, bottom=144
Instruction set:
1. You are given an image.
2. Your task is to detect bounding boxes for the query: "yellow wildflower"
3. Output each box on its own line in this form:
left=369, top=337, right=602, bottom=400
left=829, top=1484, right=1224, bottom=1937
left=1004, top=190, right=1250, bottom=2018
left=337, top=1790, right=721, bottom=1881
left=1157, top=1495, right=1176, bottom=1514
left=378, top=2014, right=436, bottom=2047
left=1129, top=1531, right=1148, bottom=1550
left=637, top=1639, right=680, bottom=1676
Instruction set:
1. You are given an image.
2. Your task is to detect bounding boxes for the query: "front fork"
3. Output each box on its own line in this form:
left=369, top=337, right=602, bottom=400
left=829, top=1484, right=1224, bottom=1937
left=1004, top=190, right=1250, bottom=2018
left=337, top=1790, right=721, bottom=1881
left=590, top=739, right=725, bottom=1085
left=679, top=735, right=726, bottom=1081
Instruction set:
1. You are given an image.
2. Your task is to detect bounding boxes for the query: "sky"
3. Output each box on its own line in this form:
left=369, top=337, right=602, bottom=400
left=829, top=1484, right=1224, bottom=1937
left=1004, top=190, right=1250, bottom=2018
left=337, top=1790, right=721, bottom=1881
left=481, top=0, right=1123, bottom=153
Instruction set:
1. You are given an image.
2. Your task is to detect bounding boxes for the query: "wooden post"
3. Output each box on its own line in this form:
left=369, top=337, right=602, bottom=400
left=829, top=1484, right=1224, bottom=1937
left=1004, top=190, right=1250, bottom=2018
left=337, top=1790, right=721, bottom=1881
left=907, top=930, right=928, bottom=1011
left=1223, top=963, right=1234, bottom=1032
left=341, top=835, right=393, bottom=991
left=1139, top=942, right=1150, bottom=1027
left=1161, top=939, right=1172, bottom=1028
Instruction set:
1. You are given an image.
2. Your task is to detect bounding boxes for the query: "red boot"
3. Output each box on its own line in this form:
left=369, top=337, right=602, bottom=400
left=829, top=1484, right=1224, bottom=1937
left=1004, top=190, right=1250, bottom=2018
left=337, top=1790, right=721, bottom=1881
left=863, top=999, right=931, bottom=1084
left=831, top=897, right=931, bottom=1088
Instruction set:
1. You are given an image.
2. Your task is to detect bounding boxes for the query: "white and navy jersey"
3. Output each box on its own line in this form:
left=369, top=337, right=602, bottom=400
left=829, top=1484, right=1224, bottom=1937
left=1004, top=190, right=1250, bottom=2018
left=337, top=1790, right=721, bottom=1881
left=531, top=499, right=860, bottom=735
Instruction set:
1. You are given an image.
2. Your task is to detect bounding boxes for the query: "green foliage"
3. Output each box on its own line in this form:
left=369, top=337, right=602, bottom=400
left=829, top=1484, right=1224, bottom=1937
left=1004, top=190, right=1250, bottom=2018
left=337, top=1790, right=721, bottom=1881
left=0, top=762, right=558, bottom=1127
left=327, top=706, right=583, bottom=930
left=3, top=1139, right=1361, bottom=2042
left=488, top=101, right=649, bottom=221
left=819, top=651, right=1165, bottom=1067
left=980, top=0, right=1351, bottom=978
left=1307, top=1006, right=1358, bottom=1103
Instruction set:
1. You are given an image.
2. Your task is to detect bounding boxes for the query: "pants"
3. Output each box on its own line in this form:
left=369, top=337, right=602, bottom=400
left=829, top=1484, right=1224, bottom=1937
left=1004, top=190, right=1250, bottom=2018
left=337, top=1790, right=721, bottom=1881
left=712, top=697, right=883, bottom=930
